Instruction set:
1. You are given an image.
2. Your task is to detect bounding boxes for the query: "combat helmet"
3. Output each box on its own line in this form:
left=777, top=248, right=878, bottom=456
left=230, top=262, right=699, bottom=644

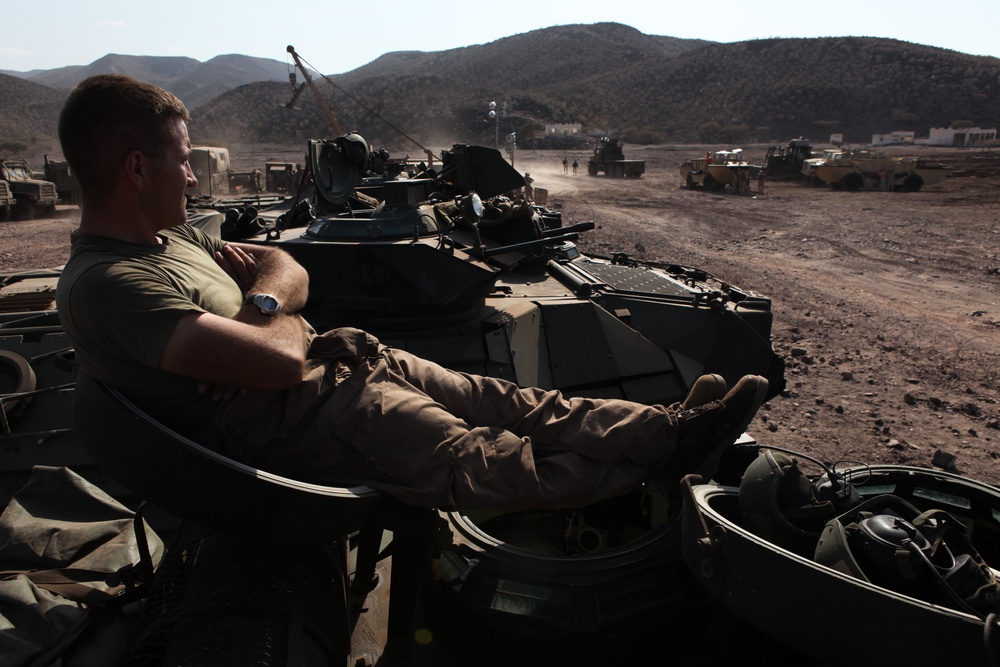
left=815, top=494, right=1000, bottom=616
left=739, top=449, right=860, bottom=558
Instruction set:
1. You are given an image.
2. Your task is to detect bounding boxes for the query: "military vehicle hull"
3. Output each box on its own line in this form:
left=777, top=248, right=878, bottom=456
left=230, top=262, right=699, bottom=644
left=259, top=233, right=782, bottom=405
left=226, top=140, right=783, bottom=663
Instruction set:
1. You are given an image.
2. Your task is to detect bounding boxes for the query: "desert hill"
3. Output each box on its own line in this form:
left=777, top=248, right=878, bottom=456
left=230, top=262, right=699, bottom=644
left=3, top=52, right=293, bottom=107
left=192, top=28, right=1000, bottom=150
left=1, top=23, right=998, bottom=160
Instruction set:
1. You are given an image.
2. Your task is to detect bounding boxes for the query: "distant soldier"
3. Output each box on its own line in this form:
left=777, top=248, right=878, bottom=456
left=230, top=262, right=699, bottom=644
left=562, top=158, right=568, bottom=174
left=524, top=172, right=535, bottom=201
left=757, top=169, right=766, bottom=195
left=572, top=159, right=579, bottom=175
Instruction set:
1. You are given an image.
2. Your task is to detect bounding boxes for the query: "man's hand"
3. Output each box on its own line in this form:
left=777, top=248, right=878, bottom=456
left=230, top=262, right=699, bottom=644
left=225, top=242, right=310, bottom=314
left=159, top=243, right=310, bottom=393
left=215, top=244, right=258, bottom=292
left=197, top=379, right=246, bottom=401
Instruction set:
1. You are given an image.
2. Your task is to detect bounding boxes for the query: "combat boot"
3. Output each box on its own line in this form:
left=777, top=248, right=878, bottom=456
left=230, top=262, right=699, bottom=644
left=663, top=374, right=769, bottom=483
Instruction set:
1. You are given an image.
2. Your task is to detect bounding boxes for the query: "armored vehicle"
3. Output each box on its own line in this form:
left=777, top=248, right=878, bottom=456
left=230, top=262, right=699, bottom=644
left=0, top=159, right=58, bottom=219
left=243, top=135, right=785, bottom=661
left=587, top=136, right=645, bottom=177
left=237, top=136, right=782, bottom=396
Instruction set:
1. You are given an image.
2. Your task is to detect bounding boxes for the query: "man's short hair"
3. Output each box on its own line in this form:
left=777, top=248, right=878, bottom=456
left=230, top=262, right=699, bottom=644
left=58, top=74, right=190, bottom=198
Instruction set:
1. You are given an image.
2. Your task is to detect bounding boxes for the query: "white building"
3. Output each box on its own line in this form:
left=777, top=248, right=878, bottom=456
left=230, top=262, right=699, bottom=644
left=544, top=123, right=582, bottom=137
left=871, top=131, right=915, bottom=146
left=927, top=127, right=997, bottom=146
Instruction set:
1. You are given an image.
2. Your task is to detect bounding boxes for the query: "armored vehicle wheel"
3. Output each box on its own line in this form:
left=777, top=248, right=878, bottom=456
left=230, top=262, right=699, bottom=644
left=13, top=199, right=36, bottom=220
left=0, top=349, right=36, bottom=420
left=0, top=206, right=10, bottom=222
left=840, top=173, right=863, bottom=191
left=587, top=163, right=597, bottom=176
left=703, top=173, right=719, bottom=191
left=901, top=174, right=923, bottom=192
left=686, top=174, right=695, bottom=189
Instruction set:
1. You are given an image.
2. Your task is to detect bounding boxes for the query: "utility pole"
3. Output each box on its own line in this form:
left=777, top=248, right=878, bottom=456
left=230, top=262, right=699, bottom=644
left=488, top=101, right=499, bottom=151
left=488, top=100, right=512, bottom=161
left=506, top=133, right=517, bottom=166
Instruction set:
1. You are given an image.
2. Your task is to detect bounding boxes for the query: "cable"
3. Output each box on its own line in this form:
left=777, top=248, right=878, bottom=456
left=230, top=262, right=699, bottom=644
left=758, top=445, right=873, bottom=488
left=758, top=444, right=839, bottom=477
left=295, top=52, right=439, bottom=162
left=905, top=539, right=984, bottom=619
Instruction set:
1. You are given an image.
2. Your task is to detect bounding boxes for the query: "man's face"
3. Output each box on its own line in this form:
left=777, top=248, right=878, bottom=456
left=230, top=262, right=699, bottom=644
left=143, top=117, right=197, bottom=230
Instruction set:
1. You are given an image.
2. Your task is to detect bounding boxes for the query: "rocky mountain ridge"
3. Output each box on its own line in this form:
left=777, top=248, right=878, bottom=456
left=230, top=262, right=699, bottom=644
left=1, top=23, right=997, bottom=159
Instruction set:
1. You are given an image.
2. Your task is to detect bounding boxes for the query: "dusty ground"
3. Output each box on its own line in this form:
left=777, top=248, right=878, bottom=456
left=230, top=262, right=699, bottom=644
left=3, top=144, right=999, bottom=485
left=533, top=143, right=1000, bottom=484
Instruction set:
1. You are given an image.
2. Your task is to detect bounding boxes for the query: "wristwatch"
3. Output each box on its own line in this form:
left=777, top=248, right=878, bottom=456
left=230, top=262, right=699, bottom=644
left=246, top=293, right=281, bottom=316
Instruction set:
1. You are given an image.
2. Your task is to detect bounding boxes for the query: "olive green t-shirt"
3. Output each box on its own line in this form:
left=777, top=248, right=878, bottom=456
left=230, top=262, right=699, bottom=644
left=56, top=224, right=241, bottom=435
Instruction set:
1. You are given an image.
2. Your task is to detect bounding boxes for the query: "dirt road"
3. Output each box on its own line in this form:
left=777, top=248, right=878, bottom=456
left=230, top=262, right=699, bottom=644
left=3, top=144, right=999, bottom=482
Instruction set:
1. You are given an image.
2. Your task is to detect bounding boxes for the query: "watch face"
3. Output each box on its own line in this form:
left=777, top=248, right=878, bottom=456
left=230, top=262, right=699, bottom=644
left=253, top=294, right=279, bottom=313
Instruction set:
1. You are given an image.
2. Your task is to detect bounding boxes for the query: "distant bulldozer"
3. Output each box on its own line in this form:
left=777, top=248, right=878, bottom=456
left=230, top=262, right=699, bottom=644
left=762, top=138, right=816, bottom=180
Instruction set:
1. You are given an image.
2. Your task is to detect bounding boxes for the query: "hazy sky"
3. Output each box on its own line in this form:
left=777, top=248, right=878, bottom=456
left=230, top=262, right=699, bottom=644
left=3, top=0, right=998, bottom=73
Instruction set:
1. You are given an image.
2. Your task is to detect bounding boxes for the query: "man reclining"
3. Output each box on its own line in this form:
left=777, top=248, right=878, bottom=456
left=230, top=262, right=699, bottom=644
left=55, top=74, right=768, bottom=511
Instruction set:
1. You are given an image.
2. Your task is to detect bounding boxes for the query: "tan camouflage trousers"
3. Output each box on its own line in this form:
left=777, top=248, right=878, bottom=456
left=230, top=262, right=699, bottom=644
left=259, top=328, right=678, bottom=510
